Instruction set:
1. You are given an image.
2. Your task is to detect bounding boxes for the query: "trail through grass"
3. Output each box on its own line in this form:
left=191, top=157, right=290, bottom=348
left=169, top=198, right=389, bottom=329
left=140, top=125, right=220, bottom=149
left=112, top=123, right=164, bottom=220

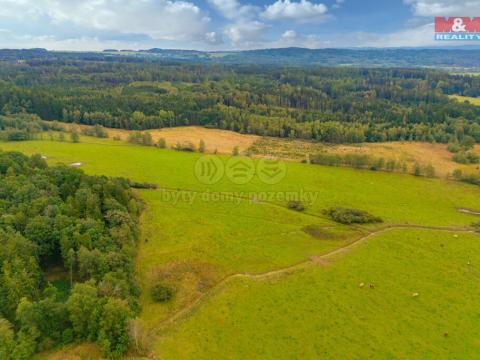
left=156, top=229, right=480, bottom=359
left=4, top=137, right=480, bottom=359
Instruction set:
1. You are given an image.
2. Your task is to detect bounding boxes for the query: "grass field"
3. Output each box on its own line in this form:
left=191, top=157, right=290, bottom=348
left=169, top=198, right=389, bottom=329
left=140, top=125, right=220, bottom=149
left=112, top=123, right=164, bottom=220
left=3, top=137, right=479, bottom=226
left=157, top=229, right=480, bottom=359
left=2, top=136, right=480, bottom=359
left=67, top=123, right=480, bottom=178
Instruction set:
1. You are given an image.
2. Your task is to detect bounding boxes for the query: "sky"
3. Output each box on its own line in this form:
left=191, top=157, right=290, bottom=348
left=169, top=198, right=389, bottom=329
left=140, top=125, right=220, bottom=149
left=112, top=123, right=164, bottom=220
left=0, top=0, right=478, bottom=51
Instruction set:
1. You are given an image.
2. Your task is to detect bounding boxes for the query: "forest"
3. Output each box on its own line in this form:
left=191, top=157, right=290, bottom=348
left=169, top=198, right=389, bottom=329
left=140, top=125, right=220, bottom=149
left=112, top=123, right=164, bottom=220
left=0, top=56, right=479, bottom=144
left=0, top=151, right=142, bottom=359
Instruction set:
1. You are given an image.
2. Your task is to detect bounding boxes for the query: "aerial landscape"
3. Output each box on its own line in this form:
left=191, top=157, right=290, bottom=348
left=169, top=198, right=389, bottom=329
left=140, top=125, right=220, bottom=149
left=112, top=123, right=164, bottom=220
left=0, top=1, right=479, bottom=359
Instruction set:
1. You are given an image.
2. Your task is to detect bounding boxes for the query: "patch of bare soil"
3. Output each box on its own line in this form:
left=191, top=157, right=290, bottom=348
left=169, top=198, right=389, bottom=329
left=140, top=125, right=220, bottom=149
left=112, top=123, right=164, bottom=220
left=302, top=225, right=335, bottom=239
left=309, top=256, right=330, bottom=266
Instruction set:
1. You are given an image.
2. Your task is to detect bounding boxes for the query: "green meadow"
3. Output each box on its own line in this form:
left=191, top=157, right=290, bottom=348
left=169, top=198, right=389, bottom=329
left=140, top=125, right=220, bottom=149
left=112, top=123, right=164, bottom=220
left=157, top=229, right=480, bottom=359
left=2, top=136, right=480, bottom=359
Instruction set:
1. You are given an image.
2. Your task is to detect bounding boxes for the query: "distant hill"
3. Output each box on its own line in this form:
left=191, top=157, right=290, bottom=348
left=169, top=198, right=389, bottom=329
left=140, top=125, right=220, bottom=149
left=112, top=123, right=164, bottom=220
left=1, top=47, right=480, bottom=69
left=118, top=47, right=480, bottom=68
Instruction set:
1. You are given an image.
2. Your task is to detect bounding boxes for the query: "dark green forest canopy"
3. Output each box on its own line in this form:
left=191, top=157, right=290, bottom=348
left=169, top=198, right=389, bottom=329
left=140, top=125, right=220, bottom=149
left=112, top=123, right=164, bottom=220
left=0, top=151, right=142, bottom=358
left=0, top=55, right=480, bottom=143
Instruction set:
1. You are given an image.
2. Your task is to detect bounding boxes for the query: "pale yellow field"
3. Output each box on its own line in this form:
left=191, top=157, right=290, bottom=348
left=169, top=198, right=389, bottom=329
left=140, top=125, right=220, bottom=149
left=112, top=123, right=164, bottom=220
left=67, top=124, right=259, bottom=154
left=250, top=137, right=480, bottom=178
left=450, top=94, right=480, bottom=106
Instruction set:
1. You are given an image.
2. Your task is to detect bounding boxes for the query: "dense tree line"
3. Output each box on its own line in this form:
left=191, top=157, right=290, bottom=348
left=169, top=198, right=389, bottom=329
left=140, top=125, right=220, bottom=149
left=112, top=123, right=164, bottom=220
left=0, top=57, right=479, bottom=143
left=0, top=151, right=142, bottom=358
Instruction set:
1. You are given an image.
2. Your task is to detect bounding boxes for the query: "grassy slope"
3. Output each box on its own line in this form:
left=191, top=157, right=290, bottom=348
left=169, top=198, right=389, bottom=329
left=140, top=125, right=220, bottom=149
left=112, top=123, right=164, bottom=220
left=137, top=189, right=358, bottom=330
left=2, top=138, right=479, bottom=226
left=69, top=122, right=480, bottom=178
left=2, top=137, right=480, bottom=359
left=157, top=229, right=480, bottom=359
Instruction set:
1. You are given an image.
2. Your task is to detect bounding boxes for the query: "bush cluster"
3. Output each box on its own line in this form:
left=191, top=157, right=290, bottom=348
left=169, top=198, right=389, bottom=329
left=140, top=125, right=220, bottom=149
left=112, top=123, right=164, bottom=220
left=80, top=124, right=109, bottom=138
left=127, top=131, right=153, bottom=146
left=452, top=151, right=480, bottom=164
left=288, top=200, right=305, bottom=211
left=151, top=284, right=174, bottom=303
left=310, top=152, right=436, bottom=177
left=325, top=207, right=383, bottom=225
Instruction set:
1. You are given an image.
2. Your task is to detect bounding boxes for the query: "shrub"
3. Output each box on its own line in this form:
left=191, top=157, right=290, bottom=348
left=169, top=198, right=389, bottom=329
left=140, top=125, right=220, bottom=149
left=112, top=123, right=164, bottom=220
left=4, top=130, right=30, bottom=141
left=452, top=169, right=463, bottom=180
left=287, top=200, right=305, bottom=211
left=413, top=163, right=422, bottom=176
left=199, top=139, right=206, bottom=153
left=158, top=137, right=166, bottom=148
left=447, top=142, right=461, bottom=153
left=460, top=136, right=476, bottom=150
left=452, top=151, right=480, bottom=164
left=173, top=142, right=196, bottom=152
left=460, top=174, right=480, bottom=186
left=127, top=132, right=153, bottom=146
left=325, top=207, right=383, bottom=224
left=81, top=124, right=108, bottom=138
left=151, top=284, right=174, bottom=303
left=129, top=181, right=158, bottom=189
left=311, top=152, right=402, bottom=173
left=70, top=131, right=80, bottom=143
left=425, top=163, right=436, bottom=178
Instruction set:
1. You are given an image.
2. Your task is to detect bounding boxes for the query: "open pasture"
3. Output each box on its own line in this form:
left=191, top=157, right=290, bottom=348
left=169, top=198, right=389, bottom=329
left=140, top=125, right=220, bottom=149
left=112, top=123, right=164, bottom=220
left=2, top=136, right=479, bottom=359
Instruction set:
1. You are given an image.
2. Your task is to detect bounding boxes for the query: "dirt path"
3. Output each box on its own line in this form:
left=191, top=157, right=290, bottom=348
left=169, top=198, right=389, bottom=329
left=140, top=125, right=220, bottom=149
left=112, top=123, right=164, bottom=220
left=152, top=224, right=476, bottom=332
left=139, top=187, right=478, bottom=339
left=459, top=208, right=480, bottom=216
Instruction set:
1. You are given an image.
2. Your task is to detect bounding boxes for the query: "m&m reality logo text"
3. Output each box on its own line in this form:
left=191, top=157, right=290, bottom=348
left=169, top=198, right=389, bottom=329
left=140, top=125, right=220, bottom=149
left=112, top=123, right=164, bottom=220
left=435, top=17, right=480, bottom=40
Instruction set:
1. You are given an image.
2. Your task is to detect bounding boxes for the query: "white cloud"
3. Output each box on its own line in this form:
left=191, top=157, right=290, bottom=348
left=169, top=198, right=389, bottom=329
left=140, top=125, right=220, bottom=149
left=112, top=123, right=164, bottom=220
left=262, top=0, right=328, bottom=22
left=0, top=30, right=142, bottom=51
left=354, top=23, right=437, bottom=47
left=208, top=0, right=259, bottom=19
left=209, top=0, right=269, bottom=47
left=205, top=31, right=223, bottom=44
left=0, top=0, right=211, bottom=42
left=404, top=0, right=480, bottom=17
left=274, top=29, right=327, bottom=47
left=224, top=20, right=269, bottom=45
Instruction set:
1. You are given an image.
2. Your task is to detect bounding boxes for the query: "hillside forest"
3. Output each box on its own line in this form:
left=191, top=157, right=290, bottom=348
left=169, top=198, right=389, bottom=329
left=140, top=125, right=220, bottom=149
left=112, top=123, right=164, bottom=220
left=0, top=57, right=480, bottom=144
